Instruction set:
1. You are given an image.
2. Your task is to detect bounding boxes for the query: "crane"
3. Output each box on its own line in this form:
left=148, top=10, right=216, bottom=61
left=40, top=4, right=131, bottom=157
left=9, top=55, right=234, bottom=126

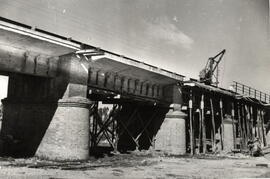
left=199, top=49, right=226, bottom=86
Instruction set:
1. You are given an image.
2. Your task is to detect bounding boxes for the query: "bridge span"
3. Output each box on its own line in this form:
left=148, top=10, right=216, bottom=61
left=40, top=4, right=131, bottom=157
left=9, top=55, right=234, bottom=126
left=0, top=17, right=269, bottom=160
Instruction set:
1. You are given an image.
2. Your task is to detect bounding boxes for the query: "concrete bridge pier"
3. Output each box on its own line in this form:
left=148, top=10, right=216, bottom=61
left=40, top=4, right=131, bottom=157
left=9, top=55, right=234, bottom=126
left=154, top=85, right=187, bottom=155
left=36, top=54, right=92, bottom=161
left=1, top=53, right=92, bottom=160
left=36, top=97, right=91, bottom=161
left=223, top=116, right=234, bottom=153
left=154, top=104, right=187, bottom=155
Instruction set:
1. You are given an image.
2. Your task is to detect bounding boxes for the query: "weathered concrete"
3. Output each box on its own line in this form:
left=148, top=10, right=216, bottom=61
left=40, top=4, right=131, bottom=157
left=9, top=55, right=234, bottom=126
left=36, top=97, right=91, bottom=161
left=34, top=54, right=91, bottom=160
left=155, top=104, right=187, bottom=155
left=0, top=53, right=89, bottom=157
left=223, top=116, right=234, bottom=152
left=266, top=131, right=270, bottom=147
left=0, top=18, right=80, bottom=77
left=0, top=74, right=58, bottom=157
left=58, top=54, right=89, bottom=98
left=0, top=46, right=59, bottom=77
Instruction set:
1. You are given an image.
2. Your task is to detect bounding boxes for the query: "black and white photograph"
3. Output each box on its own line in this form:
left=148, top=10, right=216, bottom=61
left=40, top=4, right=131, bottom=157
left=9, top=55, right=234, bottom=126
left=0, top=0, right=270, bottom=178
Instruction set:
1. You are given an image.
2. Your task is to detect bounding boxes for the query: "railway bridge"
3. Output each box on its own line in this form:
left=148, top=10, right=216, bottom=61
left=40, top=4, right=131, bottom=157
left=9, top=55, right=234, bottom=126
left=0, top=17, right=269, bottom=160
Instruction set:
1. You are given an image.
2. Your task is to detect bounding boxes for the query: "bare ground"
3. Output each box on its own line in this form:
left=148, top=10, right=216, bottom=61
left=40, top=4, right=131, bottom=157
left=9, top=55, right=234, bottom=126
left=0, top=152, right=270, bottom=179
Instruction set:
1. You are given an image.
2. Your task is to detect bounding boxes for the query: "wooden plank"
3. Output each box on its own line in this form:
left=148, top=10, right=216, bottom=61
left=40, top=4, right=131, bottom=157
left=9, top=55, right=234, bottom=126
left=237, top=103, right=243, bottom=149
left=257, top=109, right=261, bottom=140
left=220, top=99, right=224, bottom=150
left=260, top=110, right=267, bottom=147
left=231, top=102, right=236, bottom=149
left=189, top=90, right=194, bottom=155
left=241, top=104, right=247, bottom=149
left=210, top=98, right=216, bottom=152
left=245, top=105, right=251, bottom=140
left=250, top=106, right=255, bottom=140
left=198, top=108, right=202, bottom=153
left=201, top=95, right=206, bottom=154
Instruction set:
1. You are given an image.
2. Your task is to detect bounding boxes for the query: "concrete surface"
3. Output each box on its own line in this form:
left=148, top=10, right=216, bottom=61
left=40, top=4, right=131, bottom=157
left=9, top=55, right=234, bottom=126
left=155, top=106, right=187, bottom=155
left=36, top=97, right=92, bottom=161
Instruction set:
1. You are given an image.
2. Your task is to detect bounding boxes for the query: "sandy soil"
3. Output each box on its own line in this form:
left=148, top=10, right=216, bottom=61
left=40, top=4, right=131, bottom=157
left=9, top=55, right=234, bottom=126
left=0, top=152, right=269, bottom=179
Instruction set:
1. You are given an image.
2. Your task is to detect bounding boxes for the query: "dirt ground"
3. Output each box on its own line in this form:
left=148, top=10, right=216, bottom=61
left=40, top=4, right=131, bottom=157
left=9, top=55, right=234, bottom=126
left=0, top=151, right=270, bottom=179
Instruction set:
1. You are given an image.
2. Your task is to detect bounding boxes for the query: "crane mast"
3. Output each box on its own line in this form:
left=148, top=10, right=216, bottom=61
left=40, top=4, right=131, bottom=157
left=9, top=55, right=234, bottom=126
left=199, top=49, right=226, bottom=86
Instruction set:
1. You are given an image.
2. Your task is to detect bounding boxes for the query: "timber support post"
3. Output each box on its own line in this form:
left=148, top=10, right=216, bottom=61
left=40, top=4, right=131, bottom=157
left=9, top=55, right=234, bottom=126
left=231, top=102, right=236, bottom=149
left=201, top=95, right=206, bottom=154
left=220, top=99, right=224, bottom=150
left=189, top=90, right=194, bottom=155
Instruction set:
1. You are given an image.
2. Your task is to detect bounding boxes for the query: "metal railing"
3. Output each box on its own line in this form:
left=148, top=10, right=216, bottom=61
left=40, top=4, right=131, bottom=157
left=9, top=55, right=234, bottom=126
left=232, top=81, right=270, bottom=103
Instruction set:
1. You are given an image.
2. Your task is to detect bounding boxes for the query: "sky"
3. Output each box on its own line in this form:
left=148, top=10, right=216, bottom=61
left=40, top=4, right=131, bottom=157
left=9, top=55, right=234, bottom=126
left=0, top=76, right=8, bottom=102
left=0, top=0, right=269, bottom=101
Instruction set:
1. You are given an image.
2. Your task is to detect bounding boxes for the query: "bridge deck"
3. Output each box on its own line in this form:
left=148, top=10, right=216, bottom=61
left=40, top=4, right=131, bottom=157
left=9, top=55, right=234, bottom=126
left=0, top=17, right=184, bottom=83
left=0, top=17, right=269, bottom=106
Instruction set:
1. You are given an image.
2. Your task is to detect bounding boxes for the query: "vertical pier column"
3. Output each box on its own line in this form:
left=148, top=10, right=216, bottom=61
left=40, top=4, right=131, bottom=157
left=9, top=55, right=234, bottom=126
left=36, top=54, right=92, bottom=161
left=36, top=97, right=91, bottom=161
left=223, top=116, right=234, bottom=152
left=266, top=128, right=270, bottom=147
left=155, top=104, right=187, bottom=155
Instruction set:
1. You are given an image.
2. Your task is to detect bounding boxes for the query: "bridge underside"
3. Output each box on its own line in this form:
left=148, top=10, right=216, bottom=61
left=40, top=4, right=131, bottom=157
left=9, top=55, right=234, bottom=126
left=0, top=18, right=184, bottom=159
left=0, top=18, right=269, bottom=160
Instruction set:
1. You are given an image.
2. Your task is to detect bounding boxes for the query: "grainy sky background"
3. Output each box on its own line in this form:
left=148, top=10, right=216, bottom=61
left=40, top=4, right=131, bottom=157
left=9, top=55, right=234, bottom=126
left=0, top=0, right=269, bottom=101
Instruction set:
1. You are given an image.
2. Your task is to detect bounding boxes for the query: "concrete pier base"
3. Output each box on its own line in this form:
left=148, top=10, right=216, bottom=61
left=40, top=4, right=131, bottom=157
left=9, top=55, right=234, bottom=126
left=266, top=133, right=270, bottom=147
left=223, top=116, right=234, bottom=153
left=154, top=104, right=187, bottom=155
left=36, top=97, right=91, bottom=161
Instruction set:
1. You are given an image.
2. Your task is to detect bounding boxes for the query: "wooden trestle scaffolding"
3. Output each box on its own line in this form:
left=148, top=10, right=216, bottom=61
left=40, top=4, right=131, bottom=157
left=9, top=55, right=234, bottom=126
left=87, top=80, right=270, bottom=155
left=84, top=47, right=270, bottom=155
left=89, top=103, right=121, bottom=152
left=183, top=81, right=269, bottom=154
left=88, top=101, right=165, bottom=154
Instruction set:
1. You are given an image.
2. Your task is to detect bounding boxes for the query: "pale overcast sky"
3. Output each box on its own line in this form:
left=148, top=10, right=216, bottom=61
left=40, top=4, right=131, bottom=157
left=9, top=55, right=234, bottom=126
left=0, top=0, right=269, bottom=100
left=0, top=76, right=8, bottom=102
